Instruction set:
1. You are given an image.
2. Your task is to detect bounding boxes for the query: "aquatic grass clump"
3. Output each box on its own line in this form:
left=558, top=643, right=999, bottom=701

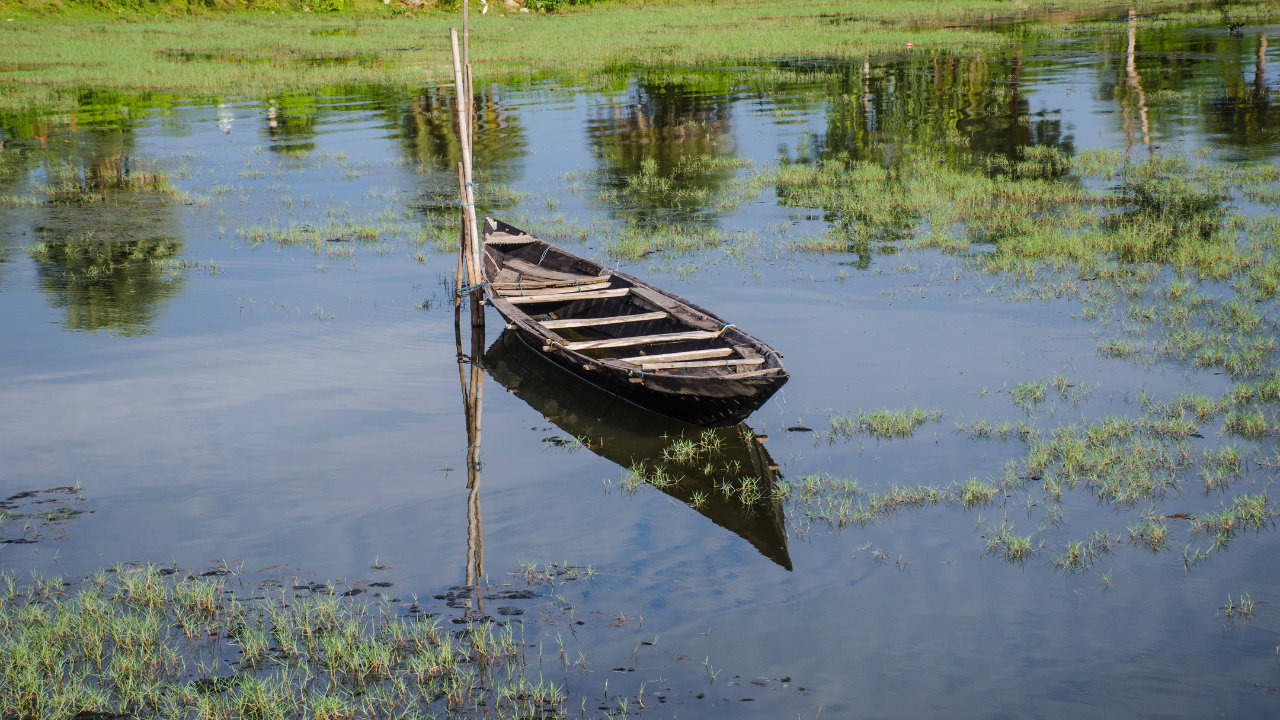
left=1191, top=493, right=1276, bottom=550
left=1128, top=512, right=1170, bottom=552
left=954, top=417, right=1035, bottom=441
left=778, top=476, right=998, bottom=533
left=1010, top=379, right=1048, bottom=410
left=1051, top=530, right=1119, bottom=573
left=599, top=224, right=756, bottom=261
left=827, top=407, right=943, bottom=441
left=984, top=520, right=1039, bottom=564
left=0, top=565, right=564, bottom=720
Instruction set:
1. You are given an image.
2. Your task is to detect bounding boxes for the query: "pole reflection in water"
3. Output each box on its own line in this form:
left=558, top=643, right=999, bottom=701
left=1125, top=9, right=1153, bottom=153
left=456, top=313, right=486, bottom=618
left=484, top=329, right=792, bottom=570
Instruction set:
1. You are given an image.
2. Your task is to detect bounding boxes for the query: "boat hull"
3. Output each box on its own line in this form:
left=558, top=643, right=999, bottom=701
left=503, top=323, right=785, bottom=427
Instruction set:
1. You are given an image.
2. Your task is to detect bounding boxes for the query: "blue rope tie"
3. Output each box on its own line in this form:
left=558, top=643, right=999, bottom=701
left=537, top=246, right=552, bottom=266
left=456, top=281, right=489, bottom=295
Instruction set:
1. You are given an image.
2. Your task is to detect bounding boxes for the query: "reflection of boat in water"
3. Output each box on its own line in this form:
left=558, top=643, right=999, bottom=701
left=485, top=329, right=792, bottom=570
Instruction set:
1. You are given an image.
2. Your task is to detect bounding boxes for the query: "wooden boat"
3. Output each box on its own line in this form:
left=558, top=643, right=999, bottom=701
left=480, top=218, right=789, bottom=427
left=484, top=329, right=791, bottom=570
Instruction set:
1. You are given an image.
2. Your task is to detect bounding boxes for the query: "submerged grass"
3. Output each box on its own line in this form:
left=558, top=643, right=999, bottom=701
left=826, top=407, right=943, bottom=441
left=0, top=565, right=563, bottom=720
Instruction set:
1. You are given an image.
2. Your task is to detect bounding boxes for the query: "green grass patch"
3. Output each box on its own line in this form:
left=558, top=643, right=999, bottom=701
left=0, top=565, right=563, bottom=719
left=827, top=407, right=943, bottom=441
left=0, top=0, right=1199, bottom=116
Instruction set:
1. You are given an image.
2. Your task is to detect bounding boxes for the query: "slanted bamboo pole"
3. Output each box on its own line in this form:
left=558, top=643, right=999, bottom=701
left=455, top=162, right=480, bottom=289
left=450, top=30, right=480, bottom=273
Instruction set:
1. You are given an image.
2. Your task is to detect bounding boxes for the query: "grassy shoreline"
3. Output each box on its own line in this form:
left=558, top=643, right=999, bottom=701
left=0, top=0, right=1200, bottom=115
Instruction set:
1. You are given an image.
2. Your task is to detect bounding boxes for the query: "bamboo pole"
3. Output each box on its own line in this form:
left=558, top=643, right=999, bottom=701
left=450, top=29, right=479, bottom=274
left=455, top=163, right=480, bottom=289
left=465, top=63, right=479, bottom=274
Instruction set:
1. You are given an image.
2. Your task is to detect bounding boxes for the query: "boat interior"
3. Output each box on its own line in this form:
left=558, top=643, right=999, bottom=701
left=482, top=219, right=782, bottom=379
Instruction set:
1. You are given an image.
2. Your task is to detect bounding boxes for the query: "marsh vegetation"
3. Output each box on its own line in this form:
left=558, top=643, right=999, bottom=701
left=1, top=565, right=563, bottom=719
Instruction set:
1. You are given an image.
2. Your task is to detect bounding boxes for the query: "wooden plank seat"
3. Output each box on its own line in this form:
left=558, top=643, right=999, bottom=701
left=493, top=278, right=612, bottom=297
left=485, top=233, right=538, bottom=244
left=637, top=358, right=765, bottom=370
left=503, top=257, right=603, bottom=283
left=491, top=277, right=610, bottom=291
left=564, top=330, right=720, bottom=352
left=619, top=348, right=733, bottom=364
left=540, top=311, right=667, bottom=329
left=506, top=288, right=631, bottom=305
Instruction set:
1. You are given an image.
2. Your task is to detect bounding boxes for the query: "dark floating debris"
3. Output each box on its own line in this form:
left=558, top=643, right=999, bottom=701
left=497, top=606, right=524, bottom=616
left=485, top=588, right=539, bottom=600
left=786, top=425, right=813, bottom=432
left=0, top=485, right=90, bottom=545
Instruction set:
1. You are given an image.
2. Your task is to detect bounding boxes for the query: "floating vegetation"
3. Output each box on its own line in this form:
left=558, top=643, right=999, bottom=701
left=600, top=224, right=757, bottom=262
left=954, top=417, right=1035, bottom=441
left=1191, top=493, right=1277, bottom=550
left=0, top=565, right=564, bottom=720
left=984, top=519, right=1039, bottom=564
left=776, top=476, right=997, bottom=532
left=0, top=486, right=88, bottom=545
left=1128, top=512, right=1170, bottom=552
left=1220, top=593, right=1256, bottom=620
left=826, top=407, right=943, bottom=441
left=1050, top=530, right=1119, bottom=573
left=236, top=217, right=400, bottom=248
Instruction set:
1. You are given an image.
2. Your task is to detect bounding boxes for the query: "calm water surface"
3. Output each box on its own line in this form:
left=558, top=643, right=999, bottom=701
left=3, top=15, right=1280, bottom=718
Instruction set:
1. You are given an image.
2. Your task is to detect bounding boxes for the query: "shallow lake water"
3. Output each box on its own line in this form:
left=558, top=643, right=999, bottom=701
left=4, top=12, right=1280, bottom=718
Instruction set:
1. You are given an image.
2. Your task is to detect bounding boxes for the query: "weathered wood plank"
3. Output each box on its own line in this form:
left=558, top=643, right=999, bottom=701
left=617, top=348, right=733, bottom=364
left=565, top=330, right=718, bottom=351
left=504, top=257, right=601, bottom=282
left=540, top=311, right=667, bottom=329
left=629, top=286, right=721, bottom=331
left=639, top=358, right=765, bottom=370
left=506, top=288, right=631, bottom=305
left=494, top=279, right=612, bottom=297
left=492, top=277, right=610, bottom=290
